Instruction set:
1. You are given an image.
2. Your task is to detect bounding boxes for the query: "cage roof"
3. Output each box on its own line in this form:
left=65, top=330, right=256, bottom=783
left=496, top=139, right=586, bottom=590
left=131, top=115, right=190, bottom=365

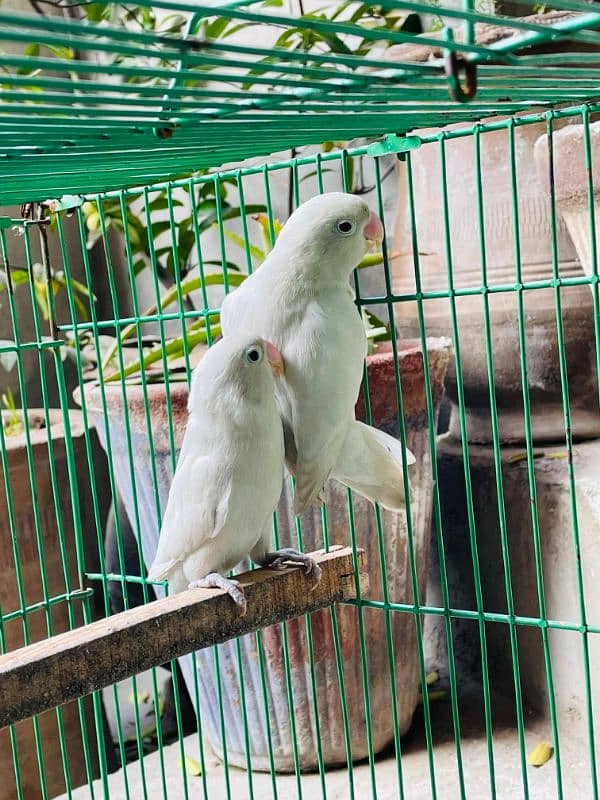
left=0, top=0, right=599, bottom=205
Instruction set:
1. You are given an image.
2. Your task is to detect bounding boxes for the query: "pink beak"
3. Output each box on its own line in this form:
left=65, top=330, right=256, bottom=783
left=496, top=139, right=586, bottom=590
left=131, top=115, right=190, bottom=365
left=265, top=340, right=284, bottom=376
left=363, top=211, right=385, bottom=244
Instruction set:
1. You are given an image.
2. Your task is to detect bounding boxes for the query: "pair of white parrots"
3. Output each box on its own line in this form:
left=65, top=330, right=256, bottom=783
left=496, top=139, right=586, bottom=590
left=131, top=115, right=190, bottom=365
left=147, top=192, right=416, bottom=612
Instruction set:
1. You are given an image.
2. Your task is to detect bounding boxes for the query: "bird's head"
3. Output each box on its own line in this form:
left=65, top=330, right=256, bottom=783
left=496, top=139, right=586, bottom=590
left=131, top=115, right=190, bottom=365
left=188, top=335, right=284, bottom=414
left=273, top=192, right=384, bottom=279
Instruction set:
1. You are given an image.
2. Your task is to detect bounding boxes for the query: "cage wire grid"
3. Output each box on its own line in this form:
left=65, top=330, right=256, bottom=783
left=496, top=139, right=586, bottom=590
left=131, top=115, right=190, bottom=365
left=0, top=0, right=599, bottom=202
left=0, top=1, right=600, bottom=799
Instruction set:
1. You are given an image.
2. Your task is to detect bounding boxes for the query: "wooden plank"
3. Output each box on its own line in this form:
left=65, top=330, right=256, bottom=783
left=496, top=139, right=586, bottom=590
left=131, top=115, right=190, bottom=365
left=0, top=546, right=367, bottom=729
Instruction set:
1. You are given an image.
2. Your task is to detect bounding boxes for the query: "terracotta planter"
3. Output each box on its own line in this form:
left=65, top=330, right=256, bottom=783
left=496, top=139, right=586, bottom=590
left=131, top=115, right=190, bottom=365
left=534, top=120, right=600, bottom=288
left=83, top=337, right=450, bottom=771
left=392, top=116, right=600, bottom=444
left=0, top=410, right=101, bottom=800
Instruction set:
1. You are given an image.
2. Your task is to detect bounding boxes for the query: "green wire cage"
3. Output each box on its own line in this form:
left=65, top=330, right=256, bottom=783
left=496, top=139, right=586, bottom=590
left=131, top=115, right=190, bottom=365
left=1, top=1, right=600, bottom=798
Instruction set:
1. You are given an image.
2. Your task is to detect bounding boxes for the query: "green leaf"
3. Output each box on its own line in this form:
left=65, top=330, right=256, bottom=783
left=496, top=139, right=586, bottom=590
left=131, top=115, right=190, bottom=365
left=83, top=3, right=109, bottom=22
left=100, top=272, right=246, bottom=373
left=148, top=197, right=184, bottom=212
left=205, top=16, right=231, bottom=40
left=34, top=283, right=50, bottom=320
left=104, top=324, right=220, bottom=383
left=221, top=227, right=265, bottom=262
left=197, top=204, right=267, bottom=235
left=0, top=268, right=29, bottom=291
left=178, top=753, right=202, bottom=777
left=202, top=260, right=243, bottom=272
left=148, top=220, right=174, bottom=238
left=47, top=45, right=75, bottom=61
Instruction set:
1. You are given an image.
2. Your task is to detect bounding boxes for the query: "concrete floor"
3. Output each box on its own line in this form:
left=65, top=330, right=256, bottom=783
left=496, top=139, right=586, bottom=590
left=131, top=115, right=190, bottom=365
left=59, top=678, right=597, bottom=800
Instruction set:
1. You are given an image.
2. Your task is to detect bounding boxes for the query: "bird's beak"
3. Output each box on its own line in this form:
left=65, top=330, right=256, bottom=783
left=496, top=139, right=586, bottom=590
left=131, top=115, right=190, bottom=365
left=266, top=340, right=284, bottom=377
left=364, top=211, right=385, bottom=252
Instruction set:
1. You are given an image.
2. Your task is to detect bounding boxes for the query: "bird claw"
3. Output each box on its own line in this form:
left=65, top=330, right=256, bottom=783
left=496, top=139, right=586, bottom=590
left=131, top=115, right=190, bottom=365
left=189, top=573, right=247, bottom=614
left=263, top=549, right=322, bottom=589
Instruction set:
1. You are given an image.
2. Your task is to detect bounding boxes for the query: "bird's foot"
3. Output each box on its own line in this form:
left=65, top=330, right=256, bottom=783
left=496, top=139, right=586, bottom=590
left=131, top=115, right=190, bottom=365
left=189, top=573, right=247, bottom=614
left=262, top=548, right=322, bottom=588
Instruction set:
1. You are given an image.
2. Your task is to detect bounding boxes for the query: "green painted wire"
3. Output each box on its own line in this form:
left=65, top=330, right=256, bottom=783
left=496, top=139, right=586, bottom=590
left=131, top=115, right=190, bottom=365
left=342, top=150, right=379, bottom=800
left=314, top=153, right=356, bottom=800
left=261, top=165, right=304, bottom=799
left=347, top=156, right=406, bottom=800
left=507, top=118, right=564, bottom=798
left=234, top=170, right=279, bottom=799
left=119, top=190, right=184, bottom=800
left=290, top=159, right=329, bottom=800
left=56, top=211, right=116, bottom=797
left=438, top=132, right=496, bottom=798
left=403, top=151, right=447, bottom=800
left=67, top=208, right=128, bottom=789
left=545, top=110, right=599, bottom=800
left=149, top=188, right=211, bottom=797
left=581, top=108, right=600, bottom=412
left=83, top=197, right=147, bottom=799
left=96, top=196, right=156, bottom=799
left=34, top=221, right=99, bottom=798
left=0, top=614, right=25, bottom=799
left=390, top=155, right=437, bottom=800
left=167, top=185, right=193, bottom=380
left=0, top=267, right=30, bottom=800
left=472, top=123, right=530, bottom=798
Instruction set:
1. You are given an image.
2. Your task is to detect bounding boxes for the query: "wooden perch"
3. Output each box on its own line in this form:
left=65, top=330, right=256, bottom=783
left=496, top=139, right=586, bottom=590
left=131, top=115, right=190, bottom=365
left=0, top=546, right=367, bottom=729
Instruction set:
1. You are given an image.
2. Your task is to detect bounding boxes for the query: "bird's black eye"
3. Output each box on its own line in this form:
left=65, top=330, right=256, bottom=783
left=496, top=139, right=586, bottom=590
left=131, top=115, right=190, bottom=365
left=245, top=346, right=262, bottom=364
left=336, top=219, right=355, bottom=235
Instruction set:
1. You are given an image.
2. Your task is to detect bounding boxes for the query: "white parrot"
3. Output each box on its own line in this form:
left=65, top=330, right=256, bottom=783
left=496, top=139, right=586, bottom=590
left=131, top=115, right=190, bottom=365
left=220, top=192, right=415, bottom=515
left=147, top=334, right=321, bottom=612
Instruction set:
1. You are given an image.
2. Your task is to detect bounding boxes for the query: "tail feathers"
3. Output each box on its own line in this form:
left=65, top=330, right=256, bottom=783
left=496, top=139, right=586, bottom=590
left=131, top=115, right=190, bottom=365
left=368, top=423, right=416, bottom=467
left=331, top=421, right=415, bottom=511
left=293, top=474, right=326, bottom=516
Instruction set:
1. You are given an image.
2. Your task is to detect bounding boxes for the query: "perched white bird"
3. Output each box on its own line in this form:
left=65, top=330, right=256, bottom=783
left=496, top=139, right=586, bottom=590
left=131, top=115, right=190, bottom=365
left=220, top=192, right=415, bottom=515
left=147, top=335, right=321, bottom=612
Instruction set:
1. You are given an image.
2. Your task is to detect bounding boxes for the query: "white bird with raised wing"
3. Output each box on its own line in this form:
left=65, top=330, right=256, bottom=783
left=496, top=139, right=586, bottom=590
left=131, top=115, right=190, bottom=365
left=220, top=192, right=415, bottom=515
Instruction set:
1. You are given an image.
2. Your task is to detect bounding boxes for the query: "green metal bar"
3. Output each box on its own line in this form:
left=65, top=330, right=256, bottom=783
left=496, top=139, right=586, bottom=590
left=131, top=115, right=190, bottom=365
left=341, top=150, right=380, bottom=800
left=436, top=135, right=467, bottom=799
left=439, top=130, right=497, bottom=797
left=289, top=160, right=328, bottom=800
left=361, top=158, right=406, bottom=800
left=0, top=589, right=93, bottom=625
left=313, top=154, right=355, bottom=800
left=507, top=118, right=563, bottom=797
left=545, top=110, right=598, bottom=800
left=344, top=597, right=600, bottom=634
left=261, top=166, right=303, bottom=799
left=473, top=123, right=529, bottom=799
left=402, top=152, right=440, bottom=800
left=581, top=109, right=600, bottom=412
left=119, top=189, right=183, bottom=800
left=92, top=197, right=150, bottom=796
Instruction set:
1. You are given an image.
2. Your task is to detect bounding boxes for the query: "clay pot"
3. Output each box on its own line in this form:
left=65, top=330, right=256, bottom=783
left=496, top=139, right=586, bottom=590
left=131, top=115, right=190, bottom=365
left=392, top=116, right=600, bottom=444
left=82, top=337, right=450, bottom=771
left=0, top=410, right=102, bottom=800
left=534, top=120, right=600, bottom=288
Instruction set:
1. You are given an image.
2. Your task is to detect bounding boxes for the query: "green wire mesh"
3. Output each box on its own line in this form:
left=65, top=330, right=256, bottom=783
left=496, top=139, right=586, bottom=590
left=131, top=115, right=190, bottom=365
left=1, top=3, right=600, bottom=799
left=2, top=101, right=600, bottom=800
left=0, top=0, right=599, bottom=203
